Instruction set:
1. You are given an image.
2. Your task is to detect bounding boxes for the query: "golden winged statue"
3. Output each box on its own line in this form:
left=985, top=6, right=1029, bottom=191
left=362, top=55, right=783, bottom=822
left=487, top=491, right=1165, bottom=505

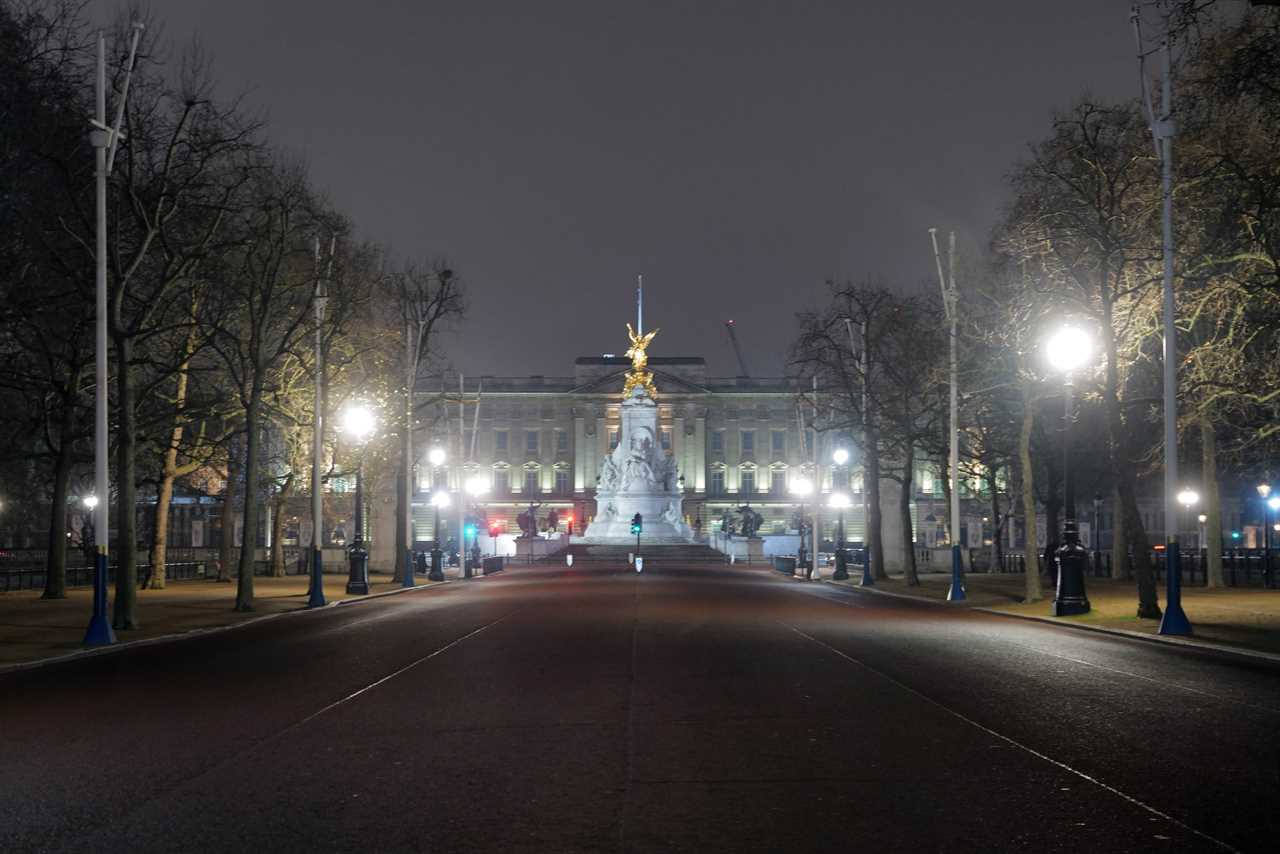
left=623, top=322, right=659, bottom=398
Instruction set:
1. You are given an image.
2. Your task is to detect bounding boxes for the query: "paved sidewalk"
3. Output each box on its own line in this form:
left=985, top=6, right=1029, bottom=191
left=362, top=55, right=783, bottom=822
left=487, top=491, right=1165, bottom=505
left=0, top=573, right=448, bottom=668
left=828, top=570, right=1280, bottom=656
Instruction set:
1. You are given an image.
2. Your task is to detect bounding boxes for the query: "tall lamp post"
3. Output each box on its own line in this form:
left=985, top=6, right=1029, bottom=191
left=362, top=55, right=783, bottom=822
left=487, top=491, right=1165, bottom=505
left=1268, top=493, right=1280, bottom=589
left=829, top=492, right=851, bottom=580
left=791, top=477, right=814, bottom=578
left=83, top=23, right=143, bottom=648
left=429, top=490, right=450, bottom=582
left=465, top=475, right=489, bottom=575
left=428, top=447, right=447, bottom=581
left=342, top=405, right=375, bottom=595
left=1197, top=512, right=1207, bottom=571
left=1045, top=326, right=1092, bottom=616
left=1176, top=489, right=1199, bottom=594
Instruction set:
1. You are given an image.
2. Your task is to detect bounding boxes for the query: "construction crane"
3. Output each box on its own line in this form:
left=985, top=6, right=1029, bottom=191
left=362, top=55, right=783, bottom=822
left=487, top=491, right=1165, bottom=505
left=724, top=320, right=751, bottom=377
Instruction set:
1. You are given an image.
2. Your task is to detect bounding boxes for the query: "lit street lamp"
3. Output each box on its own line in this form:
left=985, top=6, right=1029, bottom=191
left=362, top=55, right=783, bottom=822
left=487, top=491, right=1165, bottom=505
left=1197, top=513, right=1207, bottom=564
left=1045, top=325, right=1092, bottom=616
left=465, top=475, right=488, bottom=575
left=428, top=447, right=447, bottom=581
left=791, top=477, right=814, bottom=578
left=1176, top=489, right=1199, bottom=594
left=829, top=492, right=851, bottom=580
left=342, top=405, right=376, bottom=595
left=1269, top=493, right=1280, bottom=588
left=430, top=490, right=450, bottom=582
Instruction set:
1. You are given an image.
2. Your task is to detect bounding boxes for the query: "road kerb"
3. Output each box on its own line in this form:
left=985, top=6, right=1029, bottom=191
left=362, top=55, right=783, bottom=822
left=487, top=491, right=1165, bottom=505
left=0, top=577, right=455, bottom=676
left=821, top=577, right=1280, bottom=665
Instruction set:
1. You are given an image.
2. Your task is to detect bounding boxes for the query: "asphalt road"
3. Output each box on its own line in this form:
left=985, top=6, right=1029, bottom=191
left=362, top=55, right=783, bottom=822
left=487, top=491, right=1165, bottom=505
left=2, top=562, right=1278, bottom=853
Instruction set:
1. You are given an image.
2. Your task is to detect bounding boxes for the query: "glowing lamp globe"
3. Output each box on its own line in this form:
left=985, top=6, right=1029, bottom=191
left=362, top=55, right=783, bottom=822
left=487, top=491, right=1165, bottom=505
left=342, top=405, right=375, bottom=440
left=832, top=448, right=849, bottom=466
left=1045, top=326, right=1092, bottom=373
left=428, top=447, right=446, bottom=467
left=465, top=475, right=488, bottom=496
left=828, top=493, right=851, bottom=510
left=430, top=491, right=451, bottom=509
left=1269, top=496, right=1280, bottom=512
left=791, top=478, right=814, bottom=497
left=1176, top=489, right=1199, bottom=509
left=83, top=495, right=99, bottom=510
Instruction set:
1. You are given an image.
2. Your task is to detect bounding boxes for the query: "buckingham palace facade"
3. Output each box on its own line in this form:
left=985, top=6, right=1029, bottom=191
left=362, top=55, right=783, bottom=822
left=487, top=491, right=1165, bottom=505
left=413, top=355, right=853, bottom=542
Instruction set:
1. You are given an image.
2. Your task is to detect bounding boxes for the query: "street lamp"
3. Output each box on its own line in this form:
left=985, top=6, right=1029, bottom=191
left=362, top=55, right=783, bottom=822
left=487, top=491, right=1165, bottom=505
left=1045, top=325, right=1092, bottom=617
left=791, top=477, right=814, bottom=578
left=1197, top=513, right=1207, bottom=560
left=83, top=495, right=99, bottom=510
left=1268, top=494, right=1280, bottom=588
left=1177, top=489, right=1199, bottom=584
left=429, top=490, right=450, bottom=581
left=828, top=492, right=851, bottom=580
left=342, top=404, right=376, bottom=594
left=427, top=447, right=447, bottom=581
left=464, top=475, right=488, bottom=575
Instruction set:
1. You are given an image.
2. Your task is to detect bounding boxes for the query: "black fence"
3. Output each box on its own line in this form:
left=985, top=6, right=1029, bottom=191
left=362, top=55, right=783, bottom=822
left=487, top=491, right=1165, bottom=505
left=994, top=547, right=1276, bottom=588
left=1, top=561, right=206, bottom=593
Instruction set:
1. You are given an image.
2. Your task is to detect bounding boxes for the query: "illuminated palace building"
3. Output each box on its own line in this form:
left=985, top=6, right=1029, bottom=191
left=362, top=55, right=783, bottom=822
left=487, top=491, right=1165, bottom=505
left=417, top=355, right=942, bottom=549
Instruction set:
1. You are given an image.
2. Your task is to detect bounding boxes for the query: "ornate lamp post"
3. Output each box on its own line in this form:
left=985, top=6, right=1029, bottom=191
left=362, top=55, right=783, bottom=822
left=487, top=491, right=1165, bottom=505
left=829, top=492, right=851, bottom=579
left=1045, top=326, right=1092, bottom=617
left=791, top=477, right=814, bottom=578
left=1269, top=494, right=1280, bottom=588
left=428, top=447, right=447, bottom=581
left=429, top=490, right=450, bottom=581
left=1176, top=488, right=1199, bottom=589
left=465, top=475, right=488, bottom=575
left=342, top=405, right=375, bottom=595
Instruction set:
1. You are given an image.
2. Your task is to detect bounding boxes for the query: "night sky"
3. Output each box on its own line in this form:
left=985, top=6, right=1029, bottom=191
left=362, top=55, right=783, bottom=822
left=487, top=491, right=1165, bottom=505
left=87, top=1, right=1136, bottom=377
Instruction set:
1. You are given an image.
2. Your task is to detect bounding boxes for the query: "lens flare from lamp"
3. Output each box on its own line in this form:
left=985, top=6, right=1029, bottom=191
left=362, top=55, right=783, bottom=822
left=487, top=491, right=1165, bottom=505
left=1045, top=326, right=1092, bottom=373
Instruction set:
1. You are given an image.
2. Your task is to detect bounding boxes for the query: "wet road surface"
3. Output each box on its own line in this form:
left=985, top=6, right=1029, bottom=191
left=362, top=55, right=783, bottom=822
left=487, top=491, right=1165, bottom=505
left=2, top=562, right=1277, bottom=852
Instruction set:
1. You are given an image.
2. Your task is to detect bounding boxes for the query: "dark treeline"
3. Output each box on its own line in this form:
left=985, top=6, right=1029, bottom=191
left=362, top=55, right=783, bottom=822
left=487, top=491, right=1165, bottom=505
left=790, top=4, right=1280, bottom=614
left=0, top=1, right=464, bottom=623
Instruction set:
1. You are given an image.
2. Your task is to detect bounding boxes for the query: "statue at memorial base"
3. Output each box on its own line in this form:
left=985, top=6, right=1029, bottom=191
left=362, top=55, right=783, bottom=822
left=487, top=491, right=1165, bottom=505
left=584, top=323, right=692, bottom=542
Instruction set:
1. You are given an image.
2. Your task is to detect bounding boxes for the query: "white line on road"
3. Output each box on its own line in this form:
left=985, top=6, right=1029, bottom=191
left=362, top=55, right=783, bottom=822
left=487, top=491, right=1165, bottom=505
left=786, top=623, right=1241, bottom=854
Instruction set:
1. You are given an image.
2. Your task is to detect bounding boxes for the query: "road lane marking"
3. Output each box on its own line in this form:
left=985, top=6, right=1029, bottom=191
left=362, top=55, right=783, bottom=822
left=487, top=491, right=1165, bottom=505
left=290, top=611, right=515, bottom=730
left=786, top=623, right=1241, bottom=854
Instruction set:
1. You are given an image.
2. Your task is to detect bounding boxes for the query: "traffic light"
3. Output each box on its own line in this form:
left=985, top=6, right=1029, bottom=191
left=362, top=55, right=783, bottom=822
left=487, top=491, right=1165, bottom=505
left=464, top=523, right=477, bottom=538
left=488, top=520, right=501, bottom=537
left=565, top=514, right=574, bottom=536
left=631, top=513, right=642, bottom=535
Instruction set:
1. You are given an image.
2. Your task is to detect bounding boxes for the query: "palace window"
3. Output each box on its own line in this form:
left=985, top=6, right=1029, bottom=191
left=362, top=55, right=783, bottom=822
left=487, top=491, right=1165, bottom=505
left=494, top=430, right=508, bottom=452
left=741, top=430, right=755, bottom=455
left=556, top=430, right=568, bottom=452
left=526, top=430, right=539, bottom=453
left=710, top=469, right=725, bottom=496
left=608, top=427, right=620, bottom=450
left=523, top=468, right=540, bottom=495
left=770, top=469, right=786, bottom=495
left=555, top=468, right=570, bottom=494
left=660, top=427, right=672, bottom=450
left=740, top=468, right=755, bottom=495
left=711, top=430, right=724, bottom=453
left=771, top=430, right=785, bottom=454
left=493, top=468, right=510, bottom=495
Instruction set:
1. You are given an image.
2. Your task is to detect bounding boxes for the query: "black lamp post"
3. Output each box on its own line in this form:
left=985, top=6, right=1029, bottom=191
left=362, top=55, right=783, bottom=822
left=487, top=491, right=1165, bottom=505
left=429, top=447, right=447, bottom=581
left=1046, top=327, right=1091, bottom=616
left=830, top=492, right=850, bottom=580
left=342, top=405, right=375, bottom=595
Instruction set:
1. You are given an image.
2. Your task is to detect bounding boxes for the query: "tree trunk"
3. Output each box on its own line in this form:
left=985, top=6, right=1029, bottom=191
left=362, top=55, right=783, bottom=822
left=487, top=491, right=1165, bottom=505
left=112, top=335, right=139, bottom=630
left=1112, top=484, right=1129, bottom=580
left=900, top=450, right=919, bottom=585
left=1201, top=414, right=1224, bottom=588
left=988, top=468, right=1003, bottom=572
left=218, top=445, right=238, bottom=582
left=1019, top=389, right=1042, bottom=602
left=147, top=320, right=197, bottom=589
left=270, top=471, right=292, bottom=577
left=42, top=405, right=77, bottom=599
left=393, top=470, right=407, bottom=582
left=866, top=425, right=886, bottom=579
left=236, top=399, right=262, bottom=611
left=1044, top=459, right=1061, bottom=561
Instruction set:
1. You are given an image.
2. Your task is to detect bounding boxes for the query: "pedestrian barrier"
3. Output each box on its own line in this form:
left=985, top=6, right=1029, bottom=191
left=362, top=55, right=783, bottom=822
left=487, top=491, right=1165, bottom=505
left=0, top=561, right=205, bottom=592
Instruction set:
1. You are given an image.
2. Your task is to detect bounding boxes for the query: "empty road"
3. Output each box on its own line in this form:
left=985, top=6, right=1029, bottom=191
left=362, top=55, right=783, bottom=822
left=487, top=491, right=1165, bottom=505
left=2, top=561, right=1277, bottom=852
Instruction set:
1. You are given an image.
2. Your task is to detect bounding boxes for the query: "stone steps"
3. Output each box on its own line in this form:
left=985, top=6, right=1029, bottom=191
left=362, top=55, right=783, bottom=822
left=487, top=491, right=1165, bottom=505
left=565, top=543, right=725, bottom=562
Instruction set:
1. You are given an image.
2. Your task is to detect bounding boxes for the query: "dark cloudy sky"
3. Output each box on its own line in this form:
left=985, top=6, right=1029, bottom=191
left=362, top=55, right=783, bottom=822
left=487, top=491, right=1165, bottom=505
left=89, top=1, right=1137, bottom=377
